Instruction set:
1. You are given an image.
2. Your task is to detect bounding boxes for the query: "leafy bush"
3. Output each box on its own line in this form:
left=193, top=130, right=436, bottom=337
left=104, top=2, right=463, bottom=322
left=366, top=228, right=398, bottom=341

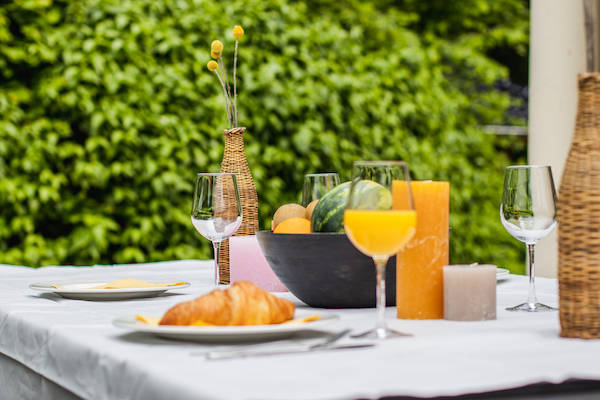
left=0, top=0, right=527, bottom=272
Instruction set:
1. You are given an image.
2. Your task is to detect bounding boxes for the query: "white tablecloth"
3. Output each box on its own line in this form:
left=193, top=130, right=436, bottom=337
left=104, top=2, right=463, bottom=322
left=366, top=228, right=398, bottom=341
left=1, top=260, right=600, bottom=400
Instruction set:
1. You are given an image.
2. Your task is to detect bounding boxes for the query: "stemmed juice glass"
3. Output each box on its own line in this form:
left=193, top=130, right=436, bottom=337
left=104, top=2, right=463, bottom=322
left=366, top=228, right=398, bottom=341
left=344, top=161, right=417, bottom=339
left=500, top=165, right=557, bottom=312
left=191, top=173, right=242, bottom=286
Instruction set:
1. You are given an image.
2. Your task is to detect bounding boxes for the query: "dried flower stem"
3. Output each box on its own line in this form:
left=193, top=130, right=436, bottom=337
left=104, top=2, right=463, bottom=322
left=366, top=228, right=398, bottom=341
left=219, top=57, right=233, bottom=121
left=233, top=39, right=239, bottom=127
left=208, top=27, right=245, bottom=129
left=214, top=68, right=232, bottom=128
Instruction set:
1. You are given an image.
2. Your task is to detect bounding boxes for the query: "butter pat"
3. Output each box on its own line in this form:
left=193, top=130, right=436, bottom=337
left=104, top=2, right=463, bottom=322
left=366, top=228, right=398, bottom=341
left=91, top=279, right=185, bottom=289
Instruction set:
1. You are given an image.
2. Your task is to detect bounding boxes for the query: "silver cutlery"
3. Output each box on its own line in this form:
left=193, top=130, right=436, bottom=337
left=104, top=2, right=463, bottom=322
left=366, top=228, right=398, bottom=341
left=202, top=329, right=375, bottom=360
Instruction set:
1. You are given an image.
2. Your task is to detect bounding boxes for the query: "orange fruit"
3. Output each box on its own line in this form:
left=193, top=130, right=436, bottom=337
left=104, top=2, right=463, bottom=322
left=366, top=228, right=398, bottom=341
left=272, top=203, right=306, bottom=230
left=273, top=217, right=311, bottom=234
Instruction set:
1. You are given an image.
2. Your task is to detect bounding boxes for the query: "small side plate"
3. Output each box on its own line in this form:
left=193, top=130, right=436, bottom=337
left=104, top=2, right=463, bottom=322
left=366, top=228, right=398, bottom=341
left=29, top=281, right=191, bottom=301
left=496, top=268, right=510, bottom=281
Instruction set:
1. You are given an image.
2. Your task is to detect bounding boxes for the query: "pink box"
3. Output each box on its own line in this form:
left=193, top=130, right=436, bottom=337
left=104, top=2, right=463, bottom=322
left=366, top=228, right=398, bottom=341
left=229, top=235, right=287, bottom=292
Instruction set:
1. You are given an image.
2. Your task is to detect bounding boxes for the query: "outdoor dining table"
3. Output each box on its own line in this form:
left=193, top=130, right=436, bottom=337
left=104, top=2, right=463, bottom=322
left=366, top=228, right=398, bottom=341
left=2, top=260, right=600, bottom=400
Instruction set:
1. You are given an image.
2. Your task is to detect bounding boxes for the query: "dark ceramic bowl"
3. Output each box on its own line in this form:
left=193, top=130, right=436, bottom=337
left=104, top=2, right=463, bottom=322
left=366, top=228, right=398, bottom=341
left=256, top=230, right=396, bottom=308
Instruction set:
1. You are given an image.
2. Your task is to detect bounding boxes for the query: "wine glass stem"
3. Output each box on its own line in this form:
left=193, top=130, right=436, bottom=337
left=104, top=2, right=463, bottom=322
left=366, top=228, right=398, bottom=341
left=526, top=243, right=538, bottom=305
left=213, top=241, right=221, bottom=286
left=374, top=257, right=388, bottom=335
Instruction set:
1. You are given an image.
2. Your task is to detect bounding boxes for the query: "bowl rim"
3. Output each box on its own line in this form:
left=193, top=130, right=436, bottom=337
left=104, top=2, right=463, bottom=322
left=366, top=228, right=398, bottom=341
left=257, top=230, right=345, bottom=237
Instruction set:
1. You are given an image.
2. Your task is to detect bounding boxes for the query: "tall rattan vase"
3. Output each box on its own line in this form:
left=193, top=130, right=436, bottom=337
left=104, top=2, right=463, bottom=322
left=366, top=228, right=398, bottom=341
left=218, top=127, right=259, bottom=284
left=558, top=73, right=600, bottom=339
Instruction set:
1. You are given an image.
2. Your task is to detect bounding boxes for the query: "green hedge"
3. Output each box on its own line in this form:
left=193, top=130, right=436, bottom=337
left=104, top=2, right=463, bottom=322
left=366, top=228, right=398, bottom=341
left=0, top=0, right=527, bottom=272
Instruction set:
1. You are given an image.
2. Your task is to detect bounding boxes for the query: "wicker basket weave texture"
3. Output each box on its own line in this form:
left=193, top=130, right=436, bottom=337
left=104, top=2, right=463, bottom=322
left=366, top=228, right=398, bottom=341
left=218, top=127, right=259, bottom=284
left=558, top=72, right=600, bottom=339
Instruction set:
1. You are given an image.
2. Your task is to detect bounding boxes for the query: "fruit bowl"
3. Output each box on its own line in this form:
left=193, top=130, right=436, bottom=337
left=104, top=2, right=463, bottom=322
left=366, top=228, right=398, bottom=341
left=256, top=230, right=396, bottom=308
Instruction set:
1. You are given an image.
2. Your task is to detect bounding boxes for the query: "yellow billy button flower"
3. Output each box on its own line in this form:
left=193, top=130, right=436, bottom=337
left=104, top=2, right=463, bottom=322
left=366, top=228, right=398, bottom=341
left=211, top=49, right=221, bottom=59
left=233, top=25, right=244, bottom=39
left=207, top=60, right=218, bottom=71
left=211, top=40, right=224, bottom=53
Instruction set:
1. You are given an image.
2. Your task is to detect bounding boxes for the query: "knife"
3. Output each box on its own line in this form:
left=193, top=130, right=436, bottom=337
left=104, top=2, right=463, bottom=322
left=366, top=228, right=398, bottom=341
left=204, top=343, right=375, bottom=360
left=202, top=329, right=374, bottom=360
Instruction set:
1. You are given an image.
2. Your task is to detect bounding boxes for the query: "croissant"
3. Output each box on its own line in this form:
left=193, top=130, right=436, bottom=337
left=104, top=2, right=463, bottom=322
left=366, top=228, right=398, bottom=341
left=159, top=281, right=295, bottom=326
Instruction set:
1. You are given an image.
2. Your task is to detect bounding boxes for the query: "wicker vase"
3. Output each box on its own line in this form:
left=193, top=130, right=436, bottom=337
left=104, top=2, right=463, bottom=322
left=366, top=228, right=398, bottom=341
left=218, top=127, right=259, bottom=284
left=558, top=73, right=600, bottom=339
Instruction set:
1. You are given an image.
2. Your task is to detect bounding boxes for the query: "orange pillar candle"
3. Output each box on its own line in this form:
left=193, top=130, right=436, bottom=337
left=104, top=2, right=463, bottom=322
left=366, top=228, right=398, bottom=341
left=393, top=181, right=449, bottom=319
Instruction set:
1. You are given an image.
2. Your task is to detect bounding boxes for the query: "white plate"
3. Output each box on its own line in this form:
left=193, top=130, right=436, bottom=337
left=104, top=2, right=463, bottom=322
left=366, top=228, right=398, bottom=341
left=112, top=312, right=340, bottom=342
left=29, top=281, right=191, bottom=300
left=497, top=268, right=510, bottom=281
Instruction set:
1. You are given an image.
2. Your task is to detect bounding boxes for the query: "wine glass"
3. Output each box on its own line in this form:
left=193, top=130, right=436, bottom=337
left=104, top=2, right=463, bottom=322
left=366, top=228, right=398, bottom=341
left=191, top=173, right=242, bottom=286
left=500, top=165, right=557, bottom=312
left=301, top=173, right=340, bottom=206
left=344, top=161, right=417, bottom=339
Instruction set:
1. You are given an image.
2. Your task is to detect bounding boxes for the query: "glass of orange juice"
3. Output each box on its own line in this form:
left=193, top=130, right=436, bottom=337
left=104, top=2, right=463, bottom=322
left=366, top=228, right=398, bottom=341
left=344, top=161, right=416, bottom=339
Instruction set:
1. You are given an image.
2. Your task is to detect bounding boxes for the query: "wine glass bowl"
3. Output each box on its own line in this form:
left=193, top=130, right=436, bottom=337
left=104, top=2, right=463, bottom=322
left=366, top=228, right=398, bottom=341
left=302, top=173, right=340, bottom=207
left=500, top=214, right=556, bottom=244
left=343, top=161, right=416, bottom=339
left=500, top=165, right=557, bottom=312
left=191, top=173, right=242, bottom=286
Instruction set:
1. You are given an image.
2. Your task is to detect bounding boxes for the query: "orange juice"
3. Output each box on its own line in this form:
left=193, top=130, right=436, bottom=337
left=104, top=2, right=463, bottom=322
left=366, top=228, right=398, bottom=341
left=344, top=210, right=417, bottom=257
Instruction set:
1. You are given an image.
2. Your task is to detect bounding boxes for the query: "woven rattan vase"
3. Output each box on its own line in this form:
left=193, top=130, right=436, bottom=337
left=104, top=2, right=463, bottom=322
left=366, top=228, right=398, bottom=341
left=218, top=127, right=259, bottom=284
left=558, top=73, right=600, bottom=339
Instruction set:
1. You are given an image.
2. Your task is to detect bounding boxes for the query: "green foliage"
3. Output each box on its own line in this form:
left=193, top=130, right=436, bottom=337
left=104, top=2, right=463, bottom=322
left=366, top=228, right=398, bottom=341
left=396, top=0, right=529, bottom=54
left=0, top=0, right=526, bottom=272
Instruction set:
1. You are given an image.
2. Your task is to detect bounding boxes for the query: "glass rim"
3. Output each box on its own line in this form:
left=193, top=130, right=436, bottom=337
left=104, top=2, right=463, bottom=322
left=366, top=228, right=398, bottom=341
left=505, top=165, right=551, bottom=170
left=196, top=172, right=237, bottom=176
left=304, top=172, right=339, bottom=177
left=353, top=160, right=408, bottom=167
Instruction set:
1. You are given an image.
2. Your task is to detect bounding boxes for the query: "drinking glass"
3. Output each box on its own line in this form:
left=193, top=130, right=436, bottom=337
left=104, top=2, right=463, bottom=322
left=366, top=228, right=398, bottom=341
left=500, top=165, right=557, bottom=312
left=344, top=161, right=417, bottom=339
left=191, top=173, right=242, bottom=286
left=302, top=173, right=340, bottom=206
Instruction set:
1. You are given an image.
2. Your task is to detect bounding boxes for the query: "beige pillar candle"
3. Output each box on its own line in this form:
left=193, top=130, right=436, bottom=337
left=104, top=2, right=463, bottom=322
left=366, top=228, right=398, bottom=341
left=443, top=264, right=497, bottom=321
